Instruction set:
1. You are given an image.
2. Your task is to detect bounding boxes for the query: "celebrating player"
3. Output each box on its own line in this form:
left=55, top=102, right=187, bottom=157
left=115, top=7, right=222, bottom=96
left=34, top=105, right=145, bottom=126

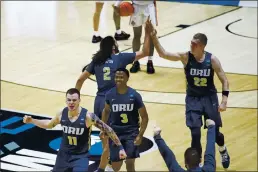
left=23, top=88, right=127, bottom=172
left=102, top=68, right=149, bottom=172
left=146, top=20, right=230, bottom=168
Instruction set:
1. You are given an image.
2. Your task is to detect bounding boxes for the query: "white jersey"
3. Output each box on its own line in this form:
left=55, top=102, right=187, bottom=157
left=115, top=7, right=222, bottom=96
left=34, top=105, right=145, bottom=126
left=132, top=0, right=154, bottom=5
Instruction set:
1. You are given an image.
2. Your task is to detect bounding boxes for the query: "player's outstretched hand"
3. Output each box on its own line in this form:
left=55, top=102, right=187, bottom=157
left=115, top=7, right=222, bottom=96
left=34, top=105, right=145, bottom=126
left=205, top=119, right=215, bottom=127
left=23, top=115, right=33, bottom=123
left=153, top=125, right=162, bottom=136
left=134, top=135, right=143, bottom=145
left=218, top=101, right=227, bottom=112
left=119, top=149, right=127, bottom=159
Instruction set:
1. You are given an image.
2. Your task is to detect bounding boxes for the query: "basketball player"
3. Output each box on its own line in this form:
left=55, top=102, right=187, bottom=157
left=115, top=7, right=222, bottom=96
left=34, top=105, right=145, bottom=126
left=23, top=88, right=126, bottom=172
left=92, top=1, right=130, bottom=43
left=101, top=68, right=149, bottom=172
left=153, top=119, right=216, bottom=171
left=115, top=0, right=157, bottom=74
left=75, top=26, right=150, bottom=172
left=146, top=21, right=230, bottom=168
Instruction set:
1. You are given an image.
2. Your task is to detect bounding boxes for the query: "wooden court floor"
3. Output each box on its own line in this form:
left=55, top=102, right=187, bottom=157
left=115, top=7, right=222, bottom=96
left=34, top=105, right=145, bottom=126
left=1, top=1, right=257, bottom=171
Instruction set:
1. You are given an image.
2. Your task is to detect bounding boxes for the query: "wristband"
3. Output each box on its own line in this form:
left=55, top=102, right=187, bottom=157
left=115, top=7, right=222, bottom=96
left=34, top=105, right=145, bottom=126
left=222, top=91, right=229, bottom=97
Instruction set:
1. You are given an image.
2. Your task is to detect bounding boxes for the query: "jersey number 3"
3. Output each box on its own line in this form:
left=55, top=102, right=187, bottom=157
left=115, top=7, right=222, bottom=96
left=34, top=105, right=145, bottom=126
left=103, top=67, right=111, bottom=81
left=120, top=114, right=128, bottom=123
left=194, top=77, right=207, bottom=87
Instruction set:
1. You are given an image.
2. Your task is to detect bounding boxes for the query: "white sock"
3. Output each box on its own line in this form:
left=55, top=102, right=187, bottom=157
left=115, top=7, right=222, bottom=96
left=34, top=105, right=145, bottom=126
left=94, top=31, right=99, bottom=37
left=148, top=56, right=153, bottom=60
left=116, top=29, right=121, bottom=34
left=219, top=145, right=226, bottom=152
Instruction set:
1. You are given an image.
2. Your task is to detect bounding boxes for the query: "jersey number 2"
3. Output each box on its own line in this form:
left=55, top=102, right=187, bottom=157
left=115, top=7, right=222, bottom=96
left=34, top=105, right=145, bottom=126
left=120, top=114, right=128, bottom=123
left=103, top=67, right=111, bottom=81
left=194, top=77, right=207, bottom=87
left=67, top=136, right=77, bottom=145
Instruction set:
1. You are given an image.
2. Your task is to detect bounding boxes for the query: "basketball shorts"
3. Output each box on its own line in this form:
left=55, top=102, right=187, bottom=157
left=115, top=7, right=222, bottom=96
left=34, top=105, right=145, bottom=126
left=52, top=150, right=89, bottom=172
left=94, top=95, right=111, bottom=124
left=130, top=3, right=157, bottom=27
left=109, top=133, right=140, bottom=162
left=185, top=93, right=222, bottom=128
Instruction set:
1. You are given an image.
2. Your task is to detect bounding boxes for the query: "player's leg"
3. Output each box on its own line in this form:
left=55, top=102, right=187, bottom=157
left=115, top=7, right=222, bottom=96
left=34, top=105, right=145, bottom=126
left=109, top=139, right=124, bottom=172
left=185, top=95, right=203, bottom=162
left=124, top=139, right=140, bottom=171
left=130, top=26, right=142, bottom=73
left=113, top=4, right=130, bottom=41
left=204, top=94, right=230, bottom=169
left=71, top=153, right=89, bottom=172
left=52, top=151, right=70, bottom=172
left=92, top=2, right=104, bottom=43
left=146, top=3, right=156, bottom=74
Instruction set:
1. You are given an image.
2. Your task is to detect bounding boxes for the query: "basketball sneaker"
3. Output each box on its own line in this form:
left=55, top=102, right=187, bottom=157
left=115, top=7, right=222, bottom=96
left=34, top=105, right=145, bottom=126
left=153, top=126, right=161, bottom=136
left=105, top=160, right=113, bottom=172
left=147, top=60, right=155, bottom=74
left=92, top=35, right=103, bottom=43
left=114, top=31, right=130, bottom=41
left=130, top=61, right=140, bottom=73
left=220, top=148, right=230, bottom=169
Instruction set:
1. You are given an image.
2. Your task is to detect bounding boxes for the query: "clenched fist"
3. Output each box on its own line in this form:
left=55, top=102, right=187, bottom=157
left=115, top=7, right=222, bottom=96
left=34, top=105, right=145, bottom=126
left=23, top=115, right=33, bottom=124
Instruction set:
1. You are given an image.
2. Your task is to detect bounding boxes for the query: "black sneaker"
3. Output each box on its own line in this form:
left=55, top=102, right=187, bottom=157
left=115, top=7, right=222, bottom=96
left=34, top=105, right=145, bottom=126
left=92, top=35, right=102, bottom=43
left=147, top=60, right=155, bottom=74
left=220, top=148, right=230, bottom=169
left=114, top=31, right=130, bottom=41
left=130, top=61, right=140, bottom=73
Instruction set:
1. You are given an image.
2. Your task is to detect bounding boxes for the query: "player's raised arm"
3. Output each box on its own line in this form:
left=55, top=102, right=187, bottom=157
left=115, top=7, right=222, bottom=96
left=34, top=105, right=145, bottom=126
left=211, top=55, right=229, bottom=112
left=86, top=112, right=123, bottom=148
left=23, top=111, right=61, bottom=129
left=75, top=63, right=93, bottom=91
left=134, top=19, right=151, bottom=61
left=145, top=19, right=188, bottom=64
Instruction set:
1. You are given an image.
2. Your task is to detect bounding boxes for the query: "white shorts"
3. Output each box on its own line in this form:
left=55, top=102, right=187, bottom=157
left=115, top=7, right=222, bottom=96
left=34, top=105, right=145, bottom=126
left=130, top=3, right=157, bottom=27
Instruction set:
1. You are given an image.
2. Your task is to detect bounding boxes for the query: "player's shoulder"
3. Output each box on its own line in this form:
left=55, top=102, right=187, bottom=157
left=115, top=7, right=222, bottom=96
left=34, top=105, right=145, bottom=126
left=128, top=87, right=141, bottom=97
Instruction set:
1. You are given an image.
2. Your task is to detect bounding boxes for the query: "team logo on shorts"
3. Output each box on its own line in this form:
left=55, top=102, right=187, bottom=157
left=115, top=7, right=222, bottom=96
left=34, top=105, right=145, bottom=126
left=0, top=109, right=156, bottom=172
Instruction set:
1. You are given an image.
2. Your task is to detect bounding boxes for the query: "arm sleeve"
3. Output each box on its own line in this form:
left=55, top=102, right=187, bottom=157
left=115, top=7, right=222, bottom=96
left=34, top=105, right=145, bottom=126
left=154, top=134, right=186, bottom=172
left=202, top=125, right=216, bottom=172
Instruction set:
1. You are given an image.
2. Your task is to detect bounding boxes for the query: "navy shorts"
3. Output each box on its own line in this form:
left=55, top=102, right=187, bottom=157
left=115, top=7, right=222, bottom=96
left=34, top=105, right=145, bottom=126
left=52, top=151, right=89, bottom=172
left=185, top=93, right=222, bottom=129
left=94, top=95, right=111, bottom=124
left=109, top=134, right=140, bottom=162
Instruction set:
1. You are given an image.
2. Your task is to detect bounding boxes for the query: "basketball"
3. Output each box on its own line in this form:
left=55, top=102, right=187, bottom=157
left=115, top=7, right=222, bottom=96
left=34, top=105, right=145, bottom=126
left=119, top=2, right=134, bottom=17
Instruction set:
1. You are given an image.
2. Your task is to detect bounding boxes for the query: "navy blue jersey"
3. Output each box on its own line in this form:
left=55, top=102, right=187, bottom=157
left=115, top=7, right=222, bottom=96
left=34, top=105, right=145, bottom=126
left=105, top=87, right=144, bottom=135
left=60, top=107, right=91, bottom=154
left=86, top=53, right=136, bottom=96
left=184, top=51, right=217, bottom=96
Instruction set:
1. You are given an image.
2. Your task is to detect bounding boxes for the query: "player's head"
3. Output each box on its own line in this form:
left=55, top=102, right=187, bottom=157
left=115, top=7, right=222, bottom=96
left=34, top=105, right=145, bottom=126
left=92, top=36, right=119, bottom=65
left=184, top=147, right=200, bottom=169
left=115, top=68, right=130, bottom=86
left=190, top=33, right=207, bottom=55
left=66, top=88, right=81, bottom=111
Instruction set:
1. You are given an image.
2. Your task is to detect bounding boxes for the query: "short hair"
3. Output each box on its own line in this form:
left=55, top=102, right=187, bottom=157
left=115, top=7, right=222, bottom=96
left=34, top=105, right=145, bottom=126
left=66, top=88, right=80, bottom=99
left=193, top=33, right=208, bottom=46
left=116, top=68, right=130, bottom=78
left=184, top=147, right=200, bottom=168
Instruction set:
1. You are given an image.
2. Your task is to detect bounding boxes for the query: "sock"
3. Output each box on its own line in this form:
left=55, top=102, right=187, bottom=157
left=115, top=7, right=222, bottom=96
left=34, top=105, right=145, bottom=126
left=94, top=31, right=99, bottom=37
left=148, top=56, right=153, bottom=60
left=97, top=168, right=105, bottom=172
left=116, top=29, right=121, bottom=34
left=219, top=145, right=226, bottom=152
